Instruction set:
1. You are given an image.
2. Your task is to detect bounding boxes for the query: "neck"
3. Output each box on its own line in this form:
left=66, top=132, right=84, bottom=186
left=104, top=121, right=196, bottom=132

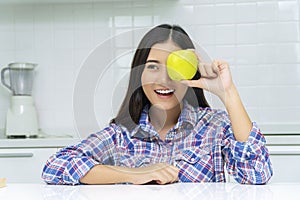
left=148, top=103, right=182, bottom=133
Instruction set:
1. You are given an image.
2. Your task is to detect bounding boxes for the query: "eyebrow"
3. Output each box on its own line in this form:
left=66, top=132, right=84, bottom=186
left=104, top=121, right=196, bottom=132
left=146, top=60, right=160, bottom=64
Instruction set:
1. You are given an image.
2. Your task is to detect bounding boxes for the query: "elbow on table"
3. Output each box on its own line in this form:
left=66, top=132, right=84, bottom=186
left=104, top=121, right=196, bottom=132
left=236, top=167, right=273, bottom=185
left=41, top=165, right=61, bottom=185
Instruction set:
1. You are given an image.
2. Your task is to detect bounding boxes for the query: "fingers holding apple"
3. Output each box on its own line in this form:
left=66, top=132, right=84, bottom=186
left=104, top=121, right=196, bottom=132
left=166, top=49, right=234, bottom=99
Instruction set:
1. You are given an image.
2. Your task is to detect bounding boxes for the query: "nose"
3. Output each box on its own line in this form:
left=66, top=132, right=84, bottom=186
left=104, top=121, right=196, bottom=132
left=157, top=65, right=172, bottom=85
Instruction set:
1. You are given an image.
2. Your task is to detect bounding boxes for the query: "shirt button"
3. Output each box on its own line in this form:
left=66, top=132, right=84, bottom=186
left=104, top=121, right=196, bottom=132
left=191, top=158, right=195, bottom=162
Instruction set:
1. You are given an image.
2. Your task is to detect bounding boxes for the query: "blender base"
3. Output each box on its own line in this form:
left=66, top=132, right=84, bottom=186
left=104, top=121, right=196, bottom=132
left=5, top=96, right=39, bottom=139
left=6, top=134, right=38, bottom=139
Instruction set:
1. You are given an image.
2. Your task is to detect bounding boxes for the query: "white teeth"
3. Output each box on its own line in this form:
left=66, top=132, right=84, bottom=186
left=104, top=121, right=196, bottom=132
left=155, top=89, right=175, bottom=94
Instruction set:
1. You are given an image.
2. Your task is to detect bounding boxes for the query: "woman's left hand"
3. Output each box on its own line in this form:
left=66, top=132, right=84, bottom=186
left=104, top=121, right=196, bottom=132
left=181, top=56, right=252, bottom=142
left=181, top=59, right=235, bottom=102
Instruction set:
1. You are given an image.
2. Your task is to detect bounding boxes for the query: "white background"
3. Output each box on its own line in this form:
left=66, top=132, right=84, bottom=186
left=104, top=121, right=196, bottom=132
left=0, top=0, right=299, bottom=138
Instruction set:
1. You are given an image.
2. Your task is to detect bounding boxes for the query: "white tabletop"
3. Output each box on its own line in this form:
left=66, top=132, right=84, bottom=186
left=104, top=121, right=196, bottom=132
left=1, top=182, right=300, bottom=200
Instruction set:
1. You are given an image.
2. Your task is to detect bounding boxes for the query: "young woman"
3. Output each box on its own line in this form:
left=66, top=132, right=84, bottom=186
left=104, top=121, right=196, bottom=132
left=42, top=24, right=273, bottom=185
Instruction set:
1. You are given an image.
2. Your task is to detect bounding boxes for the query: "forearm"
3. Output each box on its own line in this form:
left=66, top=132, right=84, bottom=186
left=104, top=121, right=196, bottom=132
left=80, top=165, right=137, bottom=184
left=80, top=163, right=179, bottom=185
left=221, top=84, right=252, bottom=142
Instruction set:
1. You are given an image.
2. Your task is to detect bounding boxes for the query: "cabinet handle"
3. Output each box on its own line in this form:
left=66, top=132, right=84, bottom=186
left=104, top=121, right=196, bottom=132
left=270, top=152, right=300, bottom=156
left=0, top=153, right=34, bottom=158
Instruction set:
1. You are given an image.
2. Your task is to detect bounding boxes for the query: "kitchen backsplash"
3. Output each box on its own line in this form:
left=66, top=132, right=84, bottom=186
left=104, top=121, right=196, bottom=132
left=0, top=0, right=299, bottom=138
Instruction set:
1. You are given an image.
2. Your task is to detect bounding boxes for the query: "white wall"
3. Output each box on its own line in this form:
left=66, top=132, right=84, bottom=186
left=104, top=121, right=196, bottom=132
left=0, top=0, right=299, bottom=138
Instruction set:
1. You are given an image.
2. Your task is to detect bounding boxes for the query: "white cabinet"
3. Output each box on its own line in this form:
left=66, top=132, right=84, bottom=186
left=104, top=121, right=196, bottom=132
left=0, top=137, right=79, bottom=183
left=268, top=146, right=300, bottom=183
left=269, top=154, right=300, bottom=183
left=0, top=148, right=58, bottom=183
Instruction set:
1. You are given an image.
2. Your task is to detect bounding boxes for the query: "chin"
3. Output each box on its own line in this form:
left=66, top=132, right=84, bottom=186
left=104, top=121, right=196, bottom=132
left=151, top=101, right=181, bottom=111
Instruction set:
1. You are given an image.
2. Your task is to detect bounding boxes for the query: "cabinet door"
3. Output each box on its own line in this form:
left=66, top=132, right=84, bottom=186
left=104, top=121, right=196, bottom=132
left=269, top=154, right=300, bottom=183
left=0, top=148, right=57, bottom=183
left=267, top=146, right=300, bottom=183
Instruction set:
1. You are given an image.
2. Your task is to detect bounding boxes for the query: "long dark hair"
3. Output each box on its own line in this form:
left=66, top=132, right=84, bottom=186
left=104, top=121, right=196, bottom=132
left=111, top=24, right=209, bottom=131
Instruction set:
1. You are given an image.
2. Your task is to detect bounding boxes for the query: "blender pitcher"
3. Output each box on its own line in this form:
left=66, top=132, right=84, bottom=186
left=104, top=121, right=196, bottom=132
left=1, top=62, right=39, bottom=138
left=1, top=62, right=36, bottom=95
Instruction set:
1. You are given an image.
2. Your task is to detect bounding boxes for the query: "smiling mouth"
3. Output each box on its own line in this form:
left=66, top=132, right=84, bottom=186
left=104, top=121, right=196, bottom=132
left=154, top=89, right=175, bottom=96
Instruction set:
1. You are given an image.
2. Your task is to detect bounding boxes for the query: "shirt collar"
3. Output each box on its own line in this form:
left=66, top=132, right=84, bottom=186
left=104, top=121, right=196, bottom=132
left=176, top=100, right=198, bottom=130
left=130, top=100, right=198, bottom=139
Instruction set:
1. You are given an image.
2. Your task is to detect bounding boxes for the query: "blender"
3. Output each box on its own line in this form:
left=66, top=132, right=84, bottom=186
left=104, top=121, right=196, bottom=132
left=1, top=62, right=39, bottom=138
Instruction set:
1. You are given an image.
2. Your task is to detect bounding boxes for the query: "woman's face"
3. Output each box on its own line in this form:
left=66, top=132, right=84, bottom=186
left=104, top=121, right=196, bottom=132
left=141, top=41, right=188, bottom=110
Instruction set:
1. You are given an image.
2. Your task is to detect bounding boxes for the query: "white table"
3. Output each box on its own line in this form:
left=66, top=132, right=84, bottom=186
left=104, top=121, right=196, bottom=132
left=1, top=182, right=300, bottom=200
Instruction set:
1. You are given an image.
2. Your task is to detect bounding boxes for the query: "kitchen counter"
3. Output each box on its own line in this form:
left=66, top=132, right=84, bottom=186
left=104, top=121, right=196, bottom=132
left=0, top=129, right=80, bottom=148
left=1, top=133, right=300, bottom=154
left=1, top=133, right=299, bottom=152
left=0, top=136, right=80, bottom=148
left=0, top=182, right=299, bottom=200
left=0, top=124, right=299, bottom=148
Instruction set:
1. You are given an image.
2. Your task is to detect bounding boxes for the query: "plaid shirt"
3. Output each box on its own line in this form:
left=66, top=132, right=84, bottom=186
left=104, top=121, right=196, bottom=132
left=42, top=101, right=273, bottom=185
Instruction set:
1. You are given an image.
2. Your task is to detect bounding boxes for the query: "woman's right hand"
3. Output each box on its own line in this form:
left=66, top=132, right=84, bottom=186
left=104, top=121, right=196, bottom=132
left=128, top=163, right=179, bottom=185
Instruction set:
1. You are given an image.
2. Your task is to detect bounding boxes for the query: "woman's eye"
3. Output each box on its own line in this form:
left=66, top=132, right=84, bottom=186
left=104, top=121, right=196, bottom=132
left=146, top=64, right=159, bottom=70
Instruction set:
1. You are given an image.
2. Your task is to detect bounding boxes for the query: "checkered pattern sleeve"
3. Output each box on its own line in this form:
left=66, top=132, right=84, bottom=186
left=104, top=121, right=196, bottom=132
left=221, top=113, right=273, bottom=184
left=42, top=125, right=118, bottom=185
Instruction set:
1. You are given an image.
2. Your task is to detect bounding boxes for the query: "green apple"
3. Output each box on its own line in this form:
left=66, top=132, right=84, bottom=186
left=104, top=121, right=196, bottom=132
left=166, top=50, right=198, bottom=81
